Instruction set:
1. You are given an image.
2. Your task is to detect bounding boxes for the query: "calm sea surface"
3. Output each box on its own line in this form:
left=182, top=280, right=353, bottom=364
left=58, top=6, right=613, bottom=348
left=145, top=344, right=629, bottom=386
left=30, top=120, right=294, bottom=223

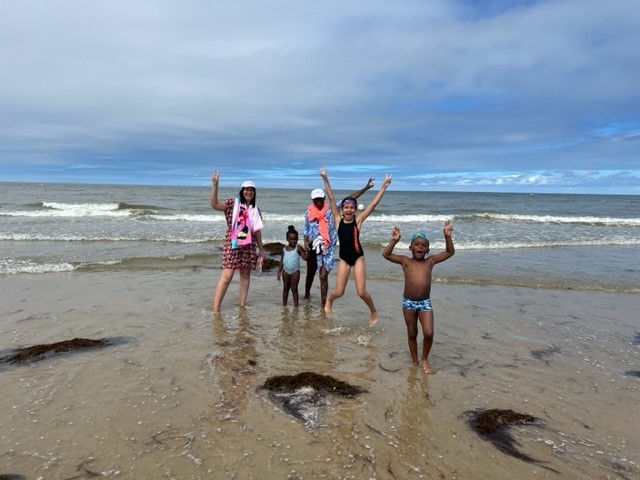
left=1, top=182, right=639, bottom=293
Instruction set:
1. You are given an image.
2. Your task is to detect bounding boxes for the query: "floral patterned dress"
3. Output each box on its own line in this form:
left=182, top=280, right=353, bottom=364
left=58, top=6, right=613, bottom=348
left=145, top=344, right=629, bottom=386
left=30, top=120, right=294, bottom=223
left=221, top=198, right=261, bottom=270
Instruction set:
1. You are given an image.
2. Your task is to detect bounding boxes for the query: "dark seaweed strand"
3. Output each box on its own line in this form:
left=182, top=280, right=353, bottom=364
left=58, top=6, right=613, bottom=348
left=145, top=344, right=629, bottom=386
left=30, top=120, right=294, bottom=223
left=262, top=372, right=367, bottom=396
left=4, top=338, right=108, bottom=364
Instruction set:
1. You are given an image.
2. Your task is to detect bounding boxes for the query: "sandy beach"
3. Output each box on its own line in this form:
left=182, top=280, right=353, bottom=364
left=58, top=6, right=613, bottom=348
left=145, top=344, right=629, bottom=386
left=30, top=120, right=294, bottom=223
left=1, top=268, right=638, bottom=479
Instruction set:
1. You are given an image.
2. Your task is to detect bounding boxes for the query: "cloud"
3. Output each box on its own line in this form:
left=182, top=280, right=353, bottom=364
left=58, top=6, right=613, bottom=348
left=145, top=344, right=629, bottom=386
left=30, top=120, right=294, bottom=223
left=0, top=0, right=639, bottom=193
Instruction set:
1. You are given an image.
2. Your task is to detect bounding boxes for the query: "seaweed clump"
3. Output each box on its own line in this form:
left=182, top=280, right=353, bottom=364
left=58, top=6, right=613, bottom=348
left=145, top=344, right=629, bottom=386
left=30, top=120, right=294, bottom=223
left=473, top=408, right=535, bottom=435
left=464, top=408, right=557, bottom=472
left=1, top=338, right=110, bottom=365
left=260, top=372, right=367, bottom=427
left=262, top=371, right=367, bottom=396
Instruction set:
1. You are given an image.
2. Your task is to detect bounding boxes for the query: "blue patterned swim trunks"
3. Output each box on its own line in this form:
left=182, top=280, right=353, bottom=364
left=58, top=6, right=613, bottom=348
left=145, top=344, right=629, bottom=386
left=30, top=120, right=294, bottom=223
left=402, top=296, right=433, bottom=312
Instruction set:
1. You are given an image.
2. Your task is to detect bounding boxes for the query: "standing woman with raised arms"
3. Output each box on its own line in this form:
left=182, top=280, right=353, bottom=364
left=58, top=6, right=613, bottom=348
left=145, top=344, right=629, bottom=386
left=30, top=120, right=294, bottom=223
left=320, top=166, right=392, bottom=327
left=210, top=171, right=265, bottom=313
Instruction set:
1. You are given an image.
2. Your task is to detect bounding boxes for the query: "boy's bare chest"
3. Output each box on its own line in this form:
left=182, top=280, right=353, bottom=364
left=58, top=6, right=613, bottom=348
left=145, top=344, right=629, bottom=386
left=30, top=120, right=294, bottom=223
left=404, top=260, right=433, bottom=277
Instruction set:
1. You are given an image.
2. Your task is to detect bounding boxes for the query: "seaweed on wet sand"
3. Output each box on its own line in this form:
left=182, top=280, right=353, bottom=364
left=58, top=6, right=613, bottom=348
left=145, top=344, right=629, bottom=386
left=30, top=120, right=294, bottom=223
left=472, top=408, right=535, bottom=435
left=1, top=337, right=113, bottom=364
left=262, top=371, right=367, bottom=396
left=464, top=408, right=558, bottom=472
left=260, top=372, right=367, bottom=426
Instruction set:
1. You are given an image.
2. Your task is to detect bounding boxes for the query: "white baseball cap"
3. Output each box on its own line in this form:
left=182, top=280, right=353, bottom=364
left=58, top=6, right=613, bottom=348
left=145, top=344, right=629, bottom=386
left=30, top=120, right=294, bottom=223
left=311, top=188, right=325, bottom=199
left=241, top=181, right=256, bottom=189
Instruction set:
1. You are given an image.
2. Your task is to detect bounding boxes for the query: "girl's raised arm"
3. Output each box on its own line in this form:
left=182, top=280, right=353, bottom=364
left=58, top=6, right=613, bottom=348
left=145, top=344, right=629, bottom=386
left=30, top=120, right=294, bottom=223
left=320, top=167, right=340, bottom=227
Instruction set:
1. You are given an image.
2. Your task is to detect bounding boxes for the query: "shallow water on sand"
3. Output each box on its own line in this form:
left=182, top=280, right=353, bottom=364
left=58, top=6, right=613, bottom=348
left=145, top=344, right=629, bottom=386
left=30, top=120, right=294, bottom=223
left=1, top=270, right=639, bottom=479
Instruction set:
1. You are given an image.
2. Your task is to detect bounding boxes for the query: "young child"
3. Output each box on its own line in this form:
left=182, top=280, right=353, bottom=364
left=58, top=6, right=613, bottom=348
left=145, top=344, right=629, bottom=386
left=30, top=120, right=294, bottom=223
left=382, top=222, right=454, bottom=373
left=276, top=225, right=309, bottom=307
left=320, top=167, right=392, bottom=327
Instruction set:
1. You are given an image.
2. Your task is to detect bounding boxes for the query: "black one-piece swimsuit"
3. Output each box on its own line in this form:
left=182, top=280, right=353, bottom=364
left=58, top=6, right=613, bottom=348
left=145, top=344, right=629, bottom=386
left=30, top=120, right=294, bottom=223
left=338, top=219, right=364, bottom=266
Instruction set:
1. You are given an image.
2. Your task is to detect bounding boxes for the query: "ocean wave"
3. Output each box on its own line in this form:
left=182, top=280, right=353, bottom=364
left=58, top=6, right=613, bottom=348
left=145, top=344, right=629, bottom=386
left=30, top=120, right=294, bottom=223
left=117, top=202, right=166, bottom=212
left=147, top=213, right=222, bottom=222
left=1, top=260, right=77, bottom=275
left=370, top=272, right=639, bottom=295
left=362, top=237, right=640, bottom=251
left=3, top=230, right=638, bottom=249
left=436, top=277, right=640, bottom=295
left=6, top=258, right=637, bottom=295
left=0, top=201, right=196, bottom=219
left=0, top=201, right=134, bottom=218
left=362, top=213, right=452, bottom=223
left=0, top=233, right=218, bottom=244
left=1, top=253, right=217, bottom=275
left=475, top=213, right=640, bottom=226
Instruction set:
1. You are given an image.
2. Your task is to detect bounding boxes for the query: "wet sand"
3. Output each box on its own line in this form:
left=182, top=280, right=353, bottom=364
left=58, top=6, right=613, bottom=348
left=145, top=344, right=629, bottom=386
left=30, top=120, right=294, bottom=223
left=1, top=270, right=639, bottom=479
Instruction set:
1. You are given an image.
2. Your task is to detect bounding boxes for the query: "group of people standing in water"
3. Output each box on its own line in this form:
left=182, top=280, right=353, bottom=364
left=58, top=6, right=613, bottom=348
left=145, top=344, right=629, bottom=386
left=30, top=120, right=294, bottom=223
left=209, top=167, right=455, bottom=373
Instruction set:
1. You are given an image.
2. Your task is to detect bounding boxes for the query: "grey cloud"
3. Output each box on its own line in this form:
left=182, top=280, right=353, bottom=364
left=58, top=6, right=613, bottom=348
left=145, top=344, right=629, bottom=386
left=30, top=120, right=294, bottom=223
left=0, top=0, right=639, bottom=192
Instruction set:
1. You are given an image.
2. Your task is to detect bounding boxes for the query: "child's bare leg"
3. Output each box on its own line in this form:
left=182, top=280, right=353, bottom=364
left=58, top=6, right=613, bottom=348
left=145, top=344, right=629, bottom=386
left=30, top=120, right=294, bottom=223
left=354, top=258, right=377, bottom=326
left=290, top=271, right=301, bottom=307
left=325, top=262, right=349, bottom=315
left=419, top=311, right=434, bottom=373
left=403, top=309, right=419, bottom=367
left=324, top=291, right=336, bottom=315
left=282, top=272, right=291, bottom=306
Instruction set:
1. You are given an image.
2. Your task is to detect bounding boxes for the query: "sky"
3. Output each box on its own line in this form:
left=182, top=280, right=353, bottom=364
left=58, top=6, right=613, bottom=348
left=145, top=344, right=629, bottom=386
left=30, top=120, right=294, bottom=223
left=1, top=0, right=639, bottom=194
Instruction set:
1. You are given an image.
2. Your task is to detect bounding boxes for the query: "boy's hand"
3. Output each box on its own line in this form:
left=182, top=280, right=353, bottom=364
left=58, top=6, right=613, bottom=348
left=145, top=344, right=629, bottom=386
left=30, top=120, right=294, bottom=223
left=443, top=219, right=453, bottom=235
left=391, top=226, right=401, bottom=241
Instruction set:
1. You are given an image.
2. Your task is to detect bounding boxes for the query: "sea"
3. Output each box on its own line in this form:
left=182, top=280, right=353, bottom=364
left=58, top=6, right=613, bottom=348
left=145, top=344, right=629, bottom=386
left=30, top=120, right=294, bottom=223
left=1, top=181, right=639, bottom=479
left=2, top=182, right=639, bottom=293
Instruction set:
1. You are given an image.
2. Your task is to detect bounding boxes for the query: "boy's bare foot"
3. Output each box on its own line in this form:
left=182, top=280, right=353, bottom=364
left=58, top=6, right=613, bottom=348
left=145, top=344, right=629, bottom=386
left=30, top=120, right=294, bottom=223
left=422, top=359, right=432, bottom=374
left=369, top=310, right=378, bottom=327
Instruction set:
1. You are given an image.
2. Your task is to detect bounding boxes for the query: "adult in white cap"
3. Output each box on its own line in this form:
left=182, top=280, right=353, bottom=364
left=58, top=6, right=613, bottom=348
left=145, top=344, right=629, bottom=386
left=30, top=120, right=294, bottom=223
left=303, top=175, right=374, bottom=307
left=210, top=171, right=265, bottom=313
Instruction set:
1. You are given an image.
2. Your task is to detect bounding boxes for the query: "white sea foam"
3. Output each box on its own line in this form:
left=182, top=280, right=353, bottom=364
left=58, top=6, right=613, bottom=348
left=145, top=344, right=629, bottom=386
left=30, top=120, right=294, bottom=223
left=476, top=212, right=640, bottom=226
left=0, top=233, right=215, bottom=243
left=0, top=202, right=127, bottom=218
left=1, top=260, right=77, bottom=275
left=368, top=213, right=452, bottom=223
left=148, top=213, right=221, bottom=222
left=384, top=236, right=640, bottom=251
